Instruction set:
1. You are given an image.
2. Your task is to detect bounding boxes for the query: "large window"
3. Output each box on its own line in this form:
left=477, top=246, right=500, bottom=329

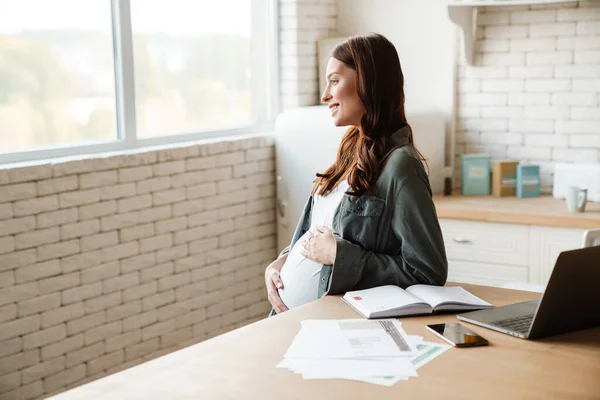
left=0, top=0, right=277, bottom=163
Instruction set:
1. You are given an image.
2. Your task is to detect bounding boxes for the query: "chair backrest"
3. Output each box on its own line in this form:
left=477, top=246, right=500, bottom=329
left=582, top=229, right=600, bottom=248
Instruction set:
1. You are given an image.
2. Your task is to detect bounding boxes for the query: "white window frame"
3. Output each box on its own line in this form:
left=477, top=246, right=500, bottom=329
left=0, top=0, right=279, bottom=165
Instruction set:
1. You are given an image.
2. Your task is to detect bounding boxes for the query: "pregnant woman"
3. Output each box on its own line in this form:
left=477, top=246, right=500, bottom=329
left=264, top=33, right=448, bottom=314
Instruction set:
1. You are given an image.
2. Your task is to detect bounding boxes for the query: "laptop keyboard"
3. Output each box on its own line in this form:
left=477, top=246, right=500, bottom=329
left=492, top=314, right=534, bottom=334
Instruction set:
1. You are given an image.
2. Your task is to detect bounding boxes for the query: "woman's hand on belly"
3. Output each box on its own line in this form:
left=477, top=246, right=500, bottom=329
left=300, top=225, right=337, bottom=266
left=264, top=254, right=289, bottom=313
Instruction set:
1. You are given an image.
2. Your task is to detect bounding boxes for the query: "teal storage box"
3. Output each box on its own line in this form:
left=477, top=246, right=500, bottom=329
left=516, top=164, right=540, bottom=198
left=461, top=154, right=491, bottom=196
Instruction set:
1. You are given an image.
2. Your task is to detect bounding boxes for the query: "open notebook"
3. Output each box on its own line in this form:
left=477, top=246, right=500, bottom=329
left=342, top=285, right=493, bottom=319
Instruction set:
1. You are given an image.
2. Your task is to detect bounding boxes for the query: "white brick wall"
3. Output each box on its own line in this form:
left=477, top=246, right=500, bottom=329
left=280, top=0, right=338, bottom=110
left=0, top=135, right=275, bottom=400
left=456, top=1, right=600, bottom=192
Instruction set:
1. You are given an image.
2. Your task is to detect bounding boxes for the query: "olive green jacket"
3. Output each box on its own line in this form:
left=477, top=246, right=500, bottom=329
left=280, top=125, right=448, bottom=299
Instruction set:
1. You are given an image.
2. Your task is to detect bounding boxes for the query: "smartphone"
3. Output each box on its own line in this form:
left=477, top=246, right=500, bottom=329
left=426, top=322, right=489, bottom=348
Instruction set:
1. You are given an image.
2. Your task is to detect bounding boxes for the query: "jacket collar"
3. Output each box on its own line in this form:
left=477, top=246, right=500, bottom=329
left=389, top=124, right=411, bottom=147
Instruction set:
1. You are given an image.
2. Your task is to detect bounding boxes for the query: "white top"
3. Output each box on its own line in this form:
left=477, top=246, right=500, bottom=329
left=278, top=180, right=350, bottom=309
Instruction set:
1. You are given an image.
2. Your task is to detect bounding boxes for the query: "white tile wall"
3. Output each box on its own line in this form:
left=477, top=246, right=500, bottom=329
left=456, top=1, right=600, bottom=192
left=280, top=0, right=338, bottom=110
left=0, top=135, right=275, bottom=400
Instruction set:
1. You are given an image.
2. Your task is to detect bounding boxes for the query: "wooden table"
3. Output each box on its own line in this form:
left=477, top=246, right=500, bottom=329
left=48, top=284, right=600, bottom=400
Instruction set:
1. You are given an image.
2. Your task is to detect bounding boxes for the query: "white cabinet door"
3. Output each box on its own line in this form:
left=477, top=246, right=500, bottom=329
left=528, top=226, right=585, bottom=285
left=447, top=260, right=529, bottom=288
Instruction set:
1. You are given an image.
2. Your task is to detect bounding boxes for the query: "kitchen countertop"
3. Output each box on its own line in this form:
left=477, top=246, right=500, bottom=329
left=433, top=195, right=600, bottom=229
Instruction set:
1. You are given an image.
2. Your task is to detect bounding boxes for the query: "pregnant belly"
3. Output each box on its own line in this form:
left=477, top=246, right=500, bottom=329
left=278, top=234, right=323, bottom=309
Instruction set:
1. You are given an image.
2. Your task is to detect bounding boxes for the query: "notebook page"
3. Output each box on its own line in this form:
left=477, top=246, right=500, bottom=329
left=343, top=285, right=425, bottom=315
left=405, top=285, right=492, bottom=309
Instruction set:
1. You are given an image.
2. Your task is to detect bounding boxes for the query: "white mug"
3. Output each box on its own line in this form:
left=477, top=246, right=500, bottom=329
left=566, top=186, right=588, bottom=213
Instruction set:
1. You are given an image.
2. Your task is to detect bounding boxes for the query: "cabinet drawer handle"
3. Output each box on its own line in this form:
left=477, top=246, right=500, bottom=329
left=453, top=237, right=472, bottom=244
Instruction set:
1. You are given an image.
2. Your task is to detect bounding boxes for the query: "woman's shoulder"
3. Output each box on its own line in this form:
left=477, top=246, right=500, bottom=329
left=382, top=145, right=425, bottom=176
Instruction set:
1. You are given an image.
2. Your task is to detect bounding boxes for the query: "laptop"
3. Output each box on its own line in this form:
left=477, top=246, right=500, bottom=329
left=457, top=246, right=600, bottom=340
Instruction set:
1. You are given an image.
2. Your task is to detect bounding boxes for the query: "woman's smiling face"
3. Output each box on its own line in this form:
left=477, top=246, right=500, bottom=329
left=321, top=57, right=365, bottom=128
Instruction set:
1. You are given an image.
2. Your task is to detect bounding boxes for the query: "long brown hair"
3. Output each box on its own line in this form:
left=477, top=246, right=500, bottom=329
left=314, top=33, right=425, bottom=197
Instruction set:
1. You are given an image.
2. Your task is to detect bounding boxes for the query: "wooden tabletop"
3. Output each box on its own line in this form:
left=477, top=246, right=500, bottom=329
left=48, top=284, right=600, bottom=400
left=433, top=195, right=600, bottom=229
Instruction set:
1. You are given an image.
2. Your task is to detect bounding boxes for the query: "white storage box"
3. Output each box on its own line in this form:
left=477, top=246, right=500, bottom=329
left=553, top=163, right=600, bottom=202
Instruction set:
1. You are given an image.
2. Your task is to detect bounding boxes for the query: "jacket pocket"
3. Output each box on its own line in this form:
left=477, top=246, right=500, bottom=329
left=341, top=195, right=385, bottom=217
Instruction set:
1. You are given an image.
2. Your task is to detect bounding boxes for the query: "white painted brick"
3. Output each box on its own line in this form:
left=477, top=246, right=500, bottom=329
left=0, top=304, right=17, bottom=323
left=0, top=381, right=43, bottom=400
left=21, top=356, right=65, bottom=385
left=0, top=270, right=14, bottom=289
left=118, top=194, right=153, bottom=213
left=8, top=165, right=51, bottom=184
left=123, top=310, right=157, bottom=332
left=525, top=79, right=571, bottom=92
left=556, top=120, right=600, bottom=134
left=217, top=178, right=246, bottom=194
left=188, top=237, right=219, bottom=256
left=152, top=188, right=186, bottom=206
left=79, top=170, right=118, bottom=189
left=574, top=50, right=600, bottom=64
left=187, top=210, right=219, bottom=228
left=0, top=216, right=36, bottom=235
left=457, top=79, right=480, bottom=93
left=507, top=146, right=552, bottom=160
left=218, top=204, right=247, bottom=220
left=215, top=152, right=245, bottom=167
left=185, top=155, right=218, bottom=172
left=156, top=145, right=200, bottom=162
left=558, top=7, right=600, bottom=21
left=509, top=65, right=554, bottom=78
left=569, top=134, right=600, bottom=148
left=464, top=66, right=508, bottom=79
left=124, top=338, right=159, bottom=361
left=0, top=202, right=12, bottom=220
left=530, top=22, right=576, bottom=37
left=246, top=198, right=275, bottom=214
left=0, top=182, right=36, bottom=203
left=120, top=253, right=156, bottom=274
left=43, top=364, right=86, bottom=394
left=478, top=11, right=510, bottom=25
left=61, top=219, right=100, bottom=241
left=175, top=308, right=206, bottom=329
left=153, top=160, right=185, bottom=176
left=62, top=282, right=103, bottom=305
left=160, top=327, right=192, bottom=349
left=175, top=281, right=208, bottom=302
left=0, top=249, right=36, bottom=272
left=572, top=106, right=600, bottom=120
left=13, top=195, right=59, bottom=217
left=0, top=315, right=40, bottom=342
left=186, top=182, right=217, bottom=200
left=98, top=182, right=136, bottom=201
left=119, top=166, right=153, bottom=183
left=158, top=272, right=191, bottom=292
left=246, top=147, right=274, bottom=162
left=38, top=272, right=80, bottom=295
left=18, top=293, right=61, bottom=317
left=0, top=236, right=15, bottom=255
left=479, top=133, right=523, bottom=145
left=234, top=289, right=263, bottom=310
left=510, top=38, right=556, bottom=52
left=155, top=217, right=187, bottom=235
left=140, top=262, right=174, bottom=282
left=42, top=302, right=85, bottom=328
left=552, top=93, right=598, bottom=106
left=480, top=79, right=523, bottom=92
left=481, top=52, right=525, bottom=66
left=461, top=93, right=507, bottom=106
left=67, top=312, right=106, bottom=335
left=156, top=301, right=189, bottom=322
left=553, top=148, right=600, bottom=162
left=0, top=350, right=39, bottom=378
left=176, top=254, right=207, bottom=273
left=80, top=231, right=119, bottom=252
left=527, top=51, right=573, bottom=65
left=485, top=25, right=528, bottom=39
left=573, top=79, right=600, bottom=92
left=123, top=281, right=158, bottom=302
left=23, top=324, right=66, bottom=350
left=84, top=292, right=121, bottom=313
left=142, top=290, right=175, bottom=311
left=259, top=159, right=275, bottom=173
left=193, top=317, right=222, bottom=338
left=557, top=36, right=600, bottom=50
left=511, top=9, right=556, bottom=23
left=577, top=21, right=600, bottom=35
left=15, top=227, right=59, bottom=250
left=0, top=337, right=23, bottom=358
left=120, top=223, right=155, bottom=242
left=137, top=176, right=171, bottom=195
left=79, top=200, right=116, bottom=220
left=61, top=251, right=102, bottom=274
left=59, top=188, right=100, bottom=208
left=524, top=106, right=570, bottom=120
left=509, top=93, right=551, bottom=106
left=100, top=211, right=138, bottom=231
left=36, top=176, right=78, bottom=196
left=0, top=170, right=6, bottom=185
left=139, top=234, right=173, bottom=253
left=142, top=319, right=175, bottom=341
left=156, top=244, right=187, bottom=264
left=15, top=259, right=61, bottom=284
left=102, top=272, right=139, bottom=294
left=65, top=342, right=104, bottom=368
left=38, top=207, right=80, bottom=229
left=84, top=321, right=122, bottom=346
left=556, top=65, right=600, bottom=79
left=509, top=119, right=555, bottom=133
left=106, top=301, right=142, bottom=323
left=105, top=330, right=141, bottom=353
